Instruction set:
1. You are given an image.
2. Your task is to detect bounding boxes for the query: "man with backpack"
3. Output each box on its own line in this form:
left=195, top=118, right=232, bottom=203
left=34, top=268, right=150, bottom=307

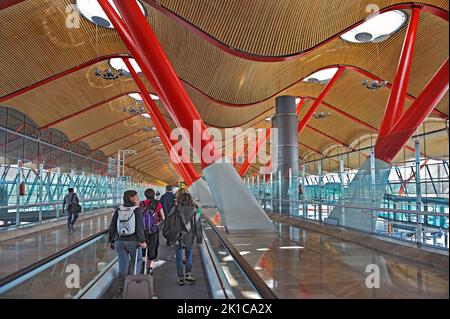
left=160, top=185, right=175, bottom=245
left=140, top=188, right=165, bottom=274
left=62, top=188, right=81, bottom=232
left=109, top=190, right=147, bottom=295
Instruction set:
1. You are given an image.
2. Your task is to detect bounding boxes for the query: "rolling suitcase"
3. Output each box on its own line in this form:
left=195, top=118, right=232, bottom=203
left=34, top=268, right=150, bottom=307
left=123, top=248, right=154, bottom=299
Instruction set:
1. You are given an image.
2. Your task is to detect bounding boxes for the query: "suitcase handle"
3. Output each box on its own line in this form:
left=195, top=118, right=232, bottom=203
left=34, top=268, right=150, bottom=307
left=134, top=247, right=149, bottom=275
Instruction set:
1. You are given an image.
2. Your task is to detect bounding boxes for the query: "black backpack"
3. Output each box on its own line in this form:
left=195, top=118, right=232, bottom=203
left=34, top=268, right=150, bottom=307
left=162, top=206, right=187, bottom=243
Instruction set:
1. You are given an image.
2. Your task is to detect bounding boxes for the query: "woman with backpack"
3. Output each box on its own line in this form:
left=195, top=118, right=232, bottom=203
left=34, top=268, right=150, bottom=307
left=140, top=188, right=165, bottom=274
left=108, top=190, right=147, bottom=294
left=169, top=192, right=203, bottom=286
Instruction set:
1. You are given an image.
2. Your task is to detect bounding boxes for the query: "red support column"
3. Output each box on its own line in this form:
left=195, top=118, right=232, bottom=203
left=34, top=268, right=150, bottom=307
left=123, top=58, right=199, bottom=185
left=298, top=67, right=345, bottom=135
left=238, top=128, right=271, bottom=176
left=377, top=7, right=421, bottom=140
left=101, top=0, right=221, bottom=169
left=375, top=60, right=449, bottom=163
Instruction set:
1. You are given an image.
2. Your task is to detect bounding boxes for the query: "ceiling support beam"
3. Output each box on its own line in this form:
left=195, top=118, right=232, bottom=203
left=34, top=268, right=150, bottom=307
left=39, top=91, right=136, bottom=130
left=89, top=129, right=140, bottom=153
left=377, top=7, right=421, bottom=140
left=64, top=113, right=139, bottom=146
left=298, top=67, right=345, bottom=135
left=109, top=0, right=221, bottom=169
left=375, top=60, right=449, bottom=163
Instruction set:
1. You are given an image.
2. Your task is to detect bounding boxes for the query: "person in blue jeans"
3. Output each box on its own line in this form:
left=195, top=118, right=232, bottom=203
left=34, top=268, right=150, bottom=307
left=170, top=192, right=203, bottom=286
left=109, top=190, right=147, bottom=294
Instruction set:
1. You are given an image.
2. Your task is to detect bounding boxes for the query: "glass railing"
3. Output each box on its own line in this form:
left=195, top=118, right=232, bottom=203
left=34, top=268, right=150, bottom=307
left=200, top=214, right=277, bottom=299
left=0, top=231, right=115, bottom=299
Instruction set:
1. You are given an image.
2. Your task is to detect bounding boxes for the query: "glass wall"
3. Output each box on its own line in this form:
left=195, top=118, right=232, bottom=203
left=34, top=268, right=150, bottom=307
left=0, top=107, right=156, bottom=228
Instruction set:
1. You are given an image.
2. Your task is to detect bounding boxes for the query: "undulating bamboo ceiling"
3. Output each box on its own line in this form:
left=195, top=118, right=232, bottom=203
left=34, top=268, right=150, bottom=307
left=0, top=0, right=448, bottom=183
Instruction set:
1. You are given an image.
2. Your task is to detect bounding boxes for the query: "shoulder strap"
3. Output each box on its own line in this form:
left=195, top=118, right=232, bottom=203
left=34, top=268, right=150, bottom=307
left=70, top=193, right=75, bottom=203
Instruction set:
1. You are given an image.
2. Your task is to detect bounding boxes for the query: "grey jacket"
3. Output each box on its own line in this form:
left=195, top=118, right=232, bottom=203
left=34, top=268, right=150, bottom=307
left=63, top=192, right=79, bottom=210
left=171, top=205, right=203, bottom=248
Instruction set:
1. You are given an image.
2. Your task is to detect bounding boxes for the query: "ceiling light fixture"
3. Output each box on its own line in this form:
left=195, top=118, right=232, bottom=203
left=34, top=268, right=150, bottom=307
left=122, top=105, right=144, bottom=115
left=313, top=112, right=331, bottom=120
left=303, top=67, right=339, bottom=84
left=362, top=79, right=388, bottom=90
left=341, top=10, right=407, bottom=43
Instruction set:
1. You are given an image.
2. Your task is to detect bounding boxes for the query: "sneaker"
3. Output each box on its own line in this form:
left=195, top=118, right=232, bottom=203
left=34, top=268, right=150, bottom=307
left=177, top=278, right=185, bottom=286
left=148, top=267, right=153, bottom=275
left=185, top=273, right=196, bottom=283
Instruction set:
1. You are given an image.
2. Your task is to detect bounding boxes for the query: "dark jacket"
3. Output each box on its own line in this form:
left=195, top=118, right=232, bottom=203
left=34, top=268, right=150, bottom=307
left=160, top=192, right=175, bottom=217
left=63, top=192, right=79, bottom=210
left=109, top=203, right=145, bottom=244
left=171, top=205, right=203, bottom=248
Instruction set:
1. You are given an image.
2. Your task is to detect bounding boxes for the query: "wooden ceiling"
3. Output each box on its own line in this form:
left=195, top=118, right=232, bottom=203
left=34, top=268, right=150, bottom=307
left=0, top=0, right=448, bottom=183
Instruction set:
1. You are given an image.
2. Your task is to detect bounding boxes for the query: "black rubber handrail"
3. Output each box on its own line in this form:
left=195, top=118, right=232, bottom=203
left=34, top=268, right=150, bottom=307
left=201, top=214, right=278, bottom=299
left=0, top=229, right=108, bottom=290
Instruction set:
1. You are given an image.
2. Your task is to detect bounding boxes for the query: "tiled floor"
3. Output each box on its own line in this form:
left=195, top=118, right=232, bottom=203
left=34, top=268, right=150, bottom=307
left=0, top=211, right=113, bottom=280
left=225, top=222, right=449, bottom=299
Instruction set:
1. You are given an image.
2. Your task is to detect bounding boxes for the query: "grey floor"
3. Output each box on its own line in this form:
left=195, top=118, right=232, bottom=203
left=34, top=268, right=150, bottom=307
left=104, top=233, right=211, bottom=299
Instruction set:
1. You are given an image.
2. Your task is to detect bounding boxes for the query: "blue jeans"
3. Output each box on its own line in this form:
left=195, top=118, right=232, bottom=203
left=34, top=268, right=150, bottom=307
left=115, top=241, right=142, bottom=289
left=67, top=210, right=79, bottom=227
left=174, top=244, right=193, bottom=278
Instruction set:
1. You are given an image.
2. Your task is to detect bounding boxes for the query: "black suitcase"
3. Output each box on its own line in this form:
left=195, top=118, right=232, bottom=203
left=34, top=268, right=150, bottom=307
left=123, top=248, right=154, bottom=299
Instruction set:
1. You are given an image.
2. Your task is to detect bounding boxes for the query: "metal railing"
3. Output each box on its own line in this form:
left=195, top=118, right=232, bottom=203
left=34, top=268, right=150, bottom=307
left=256, top=196, right=449, bottom=249
left=0, top=196, right=120, bottom=228
left=201, top=213, right=277, bottom=299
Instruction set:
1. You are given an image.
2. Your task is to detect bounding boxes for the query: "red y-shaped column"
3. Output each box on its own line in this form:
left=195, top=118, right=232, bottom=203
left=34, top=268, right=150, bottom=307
left=375, top=60, right=449, bottom=163
left=123, top=58, right=199, bottom=185
left=298, top=67, right=345, bottom=135
left=377, top=7, right=421, bottom=140
left=103, top=0, right=274, bottom=232
left=238, top=129, right=271, bottom=176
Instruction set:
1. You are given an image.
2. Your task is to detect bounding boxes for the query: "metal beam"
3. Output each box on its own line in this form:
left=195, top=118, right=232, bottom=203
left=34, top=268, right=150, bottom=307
left=238, top=128, right=271, bottom=176
left=39, top=91, right=137, bottom=130
left=89, top=129, right=140, bottom=153
left=377, top=7, right=421, bottom=139
left=375, top=60, right=449, bottom=163
left=64, top=113, right=140, bottom=146
left=109, top=0, right=221, bottom=169
left=298, top=67, right=345, bottom=135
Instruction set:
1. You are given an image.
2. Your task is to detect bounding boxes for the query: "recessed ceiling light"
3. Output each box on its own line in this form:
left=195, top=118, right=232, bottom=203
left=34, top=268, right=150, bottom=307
left=76, top=0, right=146, bottom=29
left=109, top=58, right=141, bottom=74
left=303, top=67, right=339, bottom=83
left=150, top=94, right=160, bottom=101
left=265, top=117, right=272, bottom=122
left=341, top=10, right=407, bottom=43
left=141, top=113, right=151, bottom=119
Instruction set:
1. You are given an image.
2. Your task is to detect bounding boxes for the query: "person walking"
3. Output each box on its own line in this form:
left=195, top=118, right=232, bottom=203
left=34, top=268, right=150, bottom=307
left=62, top=188, right=80, bottom=232
left=160, top=185, right=175, bottom=246
left=109, top=190, right=147, bottom=295
left=170, top=192, right=203, bottom=286
left=140, top=188, right=165, bottom=275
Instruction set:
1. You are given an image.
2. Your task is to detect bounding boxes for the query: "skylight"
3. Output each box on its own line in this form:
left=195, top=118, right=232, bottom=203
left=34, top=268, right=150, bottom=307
left=303, top=67, right=339, bottom=84
left=341, top=10, right=407, bottom=43
left=109, top=58, right=142, bottom=74
left=128, top=93, right=142, bottom=101
left=76, top=0, right=146, bottom=29
left=129, top=93, right=160, bottom=102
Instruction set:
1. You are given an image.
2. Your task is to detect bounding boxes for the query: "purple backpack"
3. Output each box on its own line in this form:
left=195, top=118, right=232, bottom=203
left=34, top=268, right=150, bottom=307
left=141, top=200, right=158, bottom=233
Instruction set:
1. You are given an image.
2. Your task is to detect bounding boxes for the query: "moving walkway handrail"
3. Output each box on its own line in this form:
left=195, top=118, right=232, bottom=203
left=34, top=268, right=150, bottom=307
left=201, top=213, right=278, bottom=299
left=0, top=229, right=108, bottom=293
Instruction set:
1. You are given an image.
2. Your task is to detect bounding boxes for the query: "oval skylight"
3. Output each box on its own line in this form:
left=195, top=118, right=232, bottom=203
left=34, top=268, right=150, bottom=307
left=303, top=67, right=339, bottom=84
left=341, top=10, right=407, bottom=43
left=130, top=93, right=160, bottom=102
left=109, top=58, right=142, bottom=74
left=76, top=0, right=147, bottom=29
